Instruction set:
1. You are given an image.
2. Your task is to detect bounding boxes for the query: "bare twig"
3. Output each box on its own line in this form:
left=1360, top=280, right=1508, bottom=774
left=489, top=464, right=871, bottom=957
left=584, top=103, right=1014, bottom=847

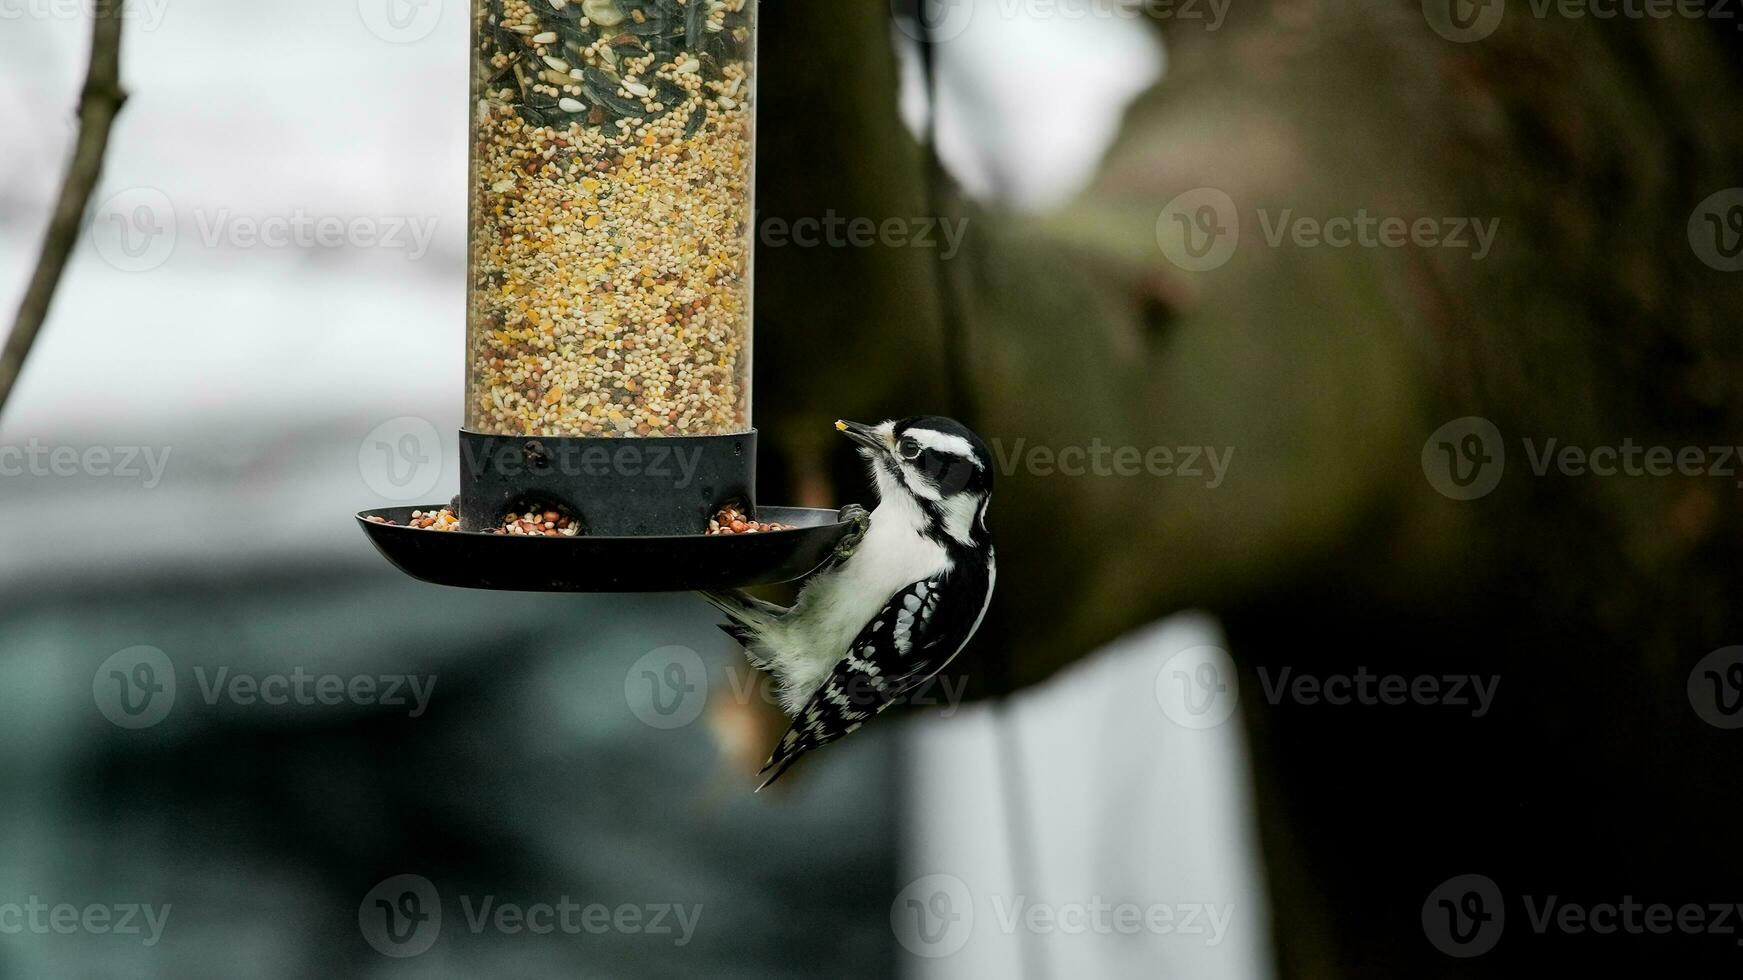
left=0, top=0, right=127, bottom=418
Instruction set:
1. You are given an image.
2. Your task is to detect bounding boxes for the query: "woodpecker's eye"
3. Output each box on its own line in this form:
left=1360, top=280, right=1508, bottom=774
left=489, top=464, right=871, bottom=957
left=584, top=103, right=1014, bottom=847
left=898, top=438, right=923, bottom=461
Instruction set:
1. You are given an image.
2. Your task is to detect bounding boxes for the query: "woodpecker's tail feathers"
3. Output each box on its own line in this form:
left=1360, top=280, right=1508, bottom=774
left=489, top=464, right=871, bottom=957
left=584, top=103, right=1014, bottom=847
left=754, top=741, right=804, bottom=792
left=701, top=590, right=784, bottom=669
left=699, top=589, right=786, bottom=626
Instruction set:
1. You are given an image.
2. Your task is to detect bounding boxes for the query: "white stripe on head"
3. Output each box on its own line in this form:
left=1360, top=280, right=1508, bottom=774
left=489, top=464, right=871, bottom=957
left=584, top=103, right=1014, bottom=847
left=905, top=427, right=983, bottom=467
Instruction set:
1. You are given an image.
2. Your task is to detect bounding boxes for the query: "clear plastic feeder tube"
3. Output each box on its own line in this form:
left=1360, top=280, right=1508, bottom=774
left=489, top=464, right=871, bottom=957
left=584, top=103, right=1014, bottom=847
left=467, top=0, right=756, bottom=438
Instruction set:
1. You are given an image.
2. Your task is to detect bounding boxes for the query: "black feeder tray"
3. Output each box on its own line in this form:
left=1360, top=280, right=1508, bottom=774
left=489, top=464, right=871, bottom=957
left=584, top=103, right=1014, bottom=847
left=356, top=430, right=857, bottom=593
left=356, top=504, right=854, bottom=593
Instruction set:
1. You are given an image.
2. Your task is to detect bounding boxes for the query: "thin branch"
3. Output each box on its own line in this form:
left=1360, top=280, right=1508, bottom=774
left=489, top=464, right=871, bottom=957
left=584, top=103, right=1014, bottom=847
left=0, top=0, right=128, bottom=418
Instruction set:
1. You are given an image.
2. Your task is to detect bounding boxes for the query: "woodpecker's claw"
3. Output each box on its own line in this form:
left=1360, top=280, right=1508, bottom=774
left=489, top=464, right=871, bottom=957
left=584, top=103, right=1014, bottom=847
left=833, top=504, right=871, bottom=559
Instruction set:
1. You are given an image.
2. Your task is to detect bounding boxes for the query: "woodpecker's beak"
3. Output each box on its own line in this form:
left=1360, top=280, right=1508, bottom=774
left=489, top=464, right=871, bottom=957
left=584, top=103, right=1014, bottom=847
left=835, top=419, right=884, bottom=452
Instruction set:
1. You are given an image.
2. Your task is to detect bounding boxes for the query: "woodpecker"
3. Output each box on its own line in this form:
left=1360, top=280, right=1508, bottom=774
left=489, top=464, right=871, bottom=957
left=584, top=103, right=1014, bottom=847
left=703, top=417, right=997, bottom=790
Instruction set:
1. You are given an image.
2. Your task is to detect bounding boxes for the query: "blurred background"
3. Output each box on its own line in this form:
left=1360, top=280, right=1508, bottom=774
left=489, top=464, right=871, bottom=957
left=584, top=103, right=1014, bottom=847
left=3, top=0, right=1742, bottom=976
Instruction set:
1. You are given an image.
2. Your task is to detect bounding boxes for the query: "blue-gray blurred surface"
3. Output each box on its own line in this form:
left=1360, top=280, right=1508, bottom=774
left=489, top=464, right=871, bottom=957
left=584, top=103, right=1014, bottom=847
left=1, top=566, right=898, bottom=978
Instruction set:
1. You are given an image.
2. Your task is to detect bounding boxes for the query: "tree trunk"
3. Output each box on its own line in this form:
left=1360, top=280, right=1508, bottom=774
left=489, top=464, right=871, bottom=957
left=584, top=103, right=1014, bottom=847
left=756, top=2, right=1743, bottom=974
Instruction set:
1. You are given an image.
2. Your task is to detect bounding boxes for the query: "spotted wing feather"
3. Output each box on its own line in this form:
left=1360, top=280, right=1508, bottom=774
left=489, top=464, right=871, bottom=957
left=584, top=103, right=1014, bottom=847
left=757, top=565, right=991, bottom=789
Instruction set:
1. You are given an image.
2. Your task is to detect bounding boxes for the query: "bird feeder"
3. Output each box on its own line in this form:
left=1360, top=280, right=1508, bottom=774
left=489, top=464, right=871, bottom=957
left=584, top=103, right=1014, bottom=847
left=357, top=0, right=855, bottom=592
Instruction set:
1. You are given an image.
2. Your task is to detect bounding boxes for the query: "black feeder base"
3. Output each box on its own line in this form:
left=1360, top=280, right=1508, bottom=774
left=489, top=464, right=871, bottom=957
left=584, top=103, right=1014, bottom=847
left=355, top=428, right=856, bottom=593
left=458, top=428, right=758, bottom=536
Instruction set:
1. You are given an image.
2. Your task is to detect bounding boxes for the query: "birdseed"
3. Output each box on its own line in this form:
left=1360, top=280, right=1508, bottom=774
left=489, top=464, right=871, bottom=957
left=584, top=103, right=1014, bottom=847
left=367, top=508, right=584, bottom=536
left=467, top=0, right=757, bottom=438
left=706, top=503, right=794, bottom=535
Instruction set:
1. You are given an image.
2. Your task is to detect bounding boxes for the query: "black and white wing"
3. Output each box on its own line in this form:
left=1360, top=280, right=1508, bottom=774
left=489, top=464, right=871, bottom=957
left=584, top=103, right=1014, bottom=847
left=756, top=561, right=994, bottom=790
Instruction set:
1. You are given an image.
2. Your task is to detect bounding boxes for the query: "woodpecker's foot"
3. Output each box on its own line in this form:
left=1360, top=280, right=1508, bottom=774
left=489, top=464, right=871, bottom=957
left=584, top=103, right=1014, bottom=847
left=833, top=504, right=871, bottom=559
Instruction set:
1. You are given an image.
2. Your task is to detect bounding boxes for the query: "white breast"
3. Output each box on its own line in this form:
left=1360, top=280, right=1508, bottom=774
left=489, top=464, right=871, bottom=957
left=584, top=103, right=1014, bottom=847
left=764, top=495, right=953, bottom=709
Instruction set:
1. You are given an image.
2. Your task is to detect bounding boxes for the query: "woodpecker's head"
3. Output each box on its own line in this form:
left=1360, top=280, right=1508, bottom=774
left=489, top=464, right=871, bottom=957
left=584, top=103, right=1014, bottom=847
left=836, top=417, right=993, bottom=546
